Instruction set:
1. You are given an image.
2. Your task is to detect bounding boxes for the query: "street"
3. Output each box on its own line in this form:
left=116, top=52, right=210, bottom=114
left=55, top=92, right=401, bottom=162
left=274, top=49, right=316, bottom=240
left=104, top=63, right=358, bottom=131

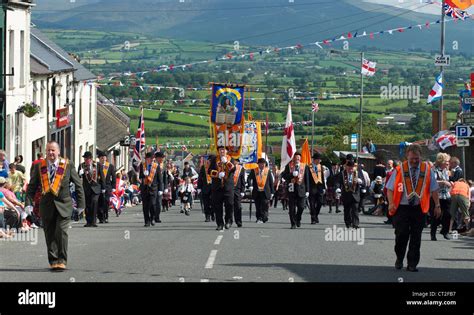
left=1, top=202, right=473, bottom=283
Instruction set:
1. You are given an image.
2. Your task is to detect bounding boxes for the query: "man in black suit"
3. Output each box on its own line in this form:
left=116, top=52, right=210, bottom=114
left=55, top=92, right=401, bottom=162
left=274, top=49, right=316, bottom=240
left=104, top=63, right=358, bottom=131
left=98, top=151, right=116, bottom=224
left=198, top=155, right=215, bottom=222
left=249, top=158, right=274, bottom=224
left=209, top=146, right=235, bottom=230
left=281, top=152, right=310, bottom=229
left=78, top=151, right=106, bottom=227
left=26, top=141, right=85, bottom=271
left=231, top=158, right=246, bottom=227
left=140, top=152, right=163, bottom=227
left=308, top=152, right=326, bottom=224
left=337, top=160, right=362, bottom=228
left=154, top=151, right=166, bottom=223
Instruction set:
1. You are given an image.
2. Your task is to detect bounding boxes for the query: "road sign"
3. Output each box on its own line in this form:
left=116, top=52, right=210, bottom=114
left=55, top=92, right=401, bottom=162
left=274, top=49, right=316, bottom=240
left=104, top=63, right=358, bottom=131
left=463, top=97, right=473, bottom=105
left=456, top=125, right=473, bottom=138
left=434, top=55, right=450, bottom=66
left=350, top=134, right=358, bottom=150
left=462, top=112, right=474, bottom=126
left=456, top=139, right=470, bottom=147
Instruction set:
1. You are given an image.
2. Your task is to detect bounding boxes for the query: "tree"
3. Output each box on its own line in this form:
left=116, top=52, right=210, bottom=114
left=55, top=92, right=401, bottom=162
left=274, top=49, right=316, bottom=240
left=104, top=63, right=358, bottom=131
left=158, top=111, right=169, bottom=122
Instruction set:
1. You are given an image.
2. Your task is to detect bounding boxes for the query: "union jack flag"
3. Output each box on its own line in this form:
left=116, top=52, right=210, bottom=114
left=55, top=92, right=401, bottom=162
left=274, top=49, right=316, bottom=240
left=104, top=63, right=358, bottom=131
left=130, top=107, right=145, bottom=172
left=444, top=3, right=468, bottom=20
left=311, top=101, right=319, bottom=112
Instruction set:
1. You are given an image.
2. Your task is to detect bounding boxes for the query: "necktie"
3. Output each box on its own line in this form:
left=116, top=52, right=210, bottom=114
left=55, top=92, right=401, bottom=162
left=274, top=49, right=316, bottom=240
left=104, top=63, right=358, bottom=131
left=50, top=164, right=56, bottom=183
left=409, top=167, right=418, bottom=205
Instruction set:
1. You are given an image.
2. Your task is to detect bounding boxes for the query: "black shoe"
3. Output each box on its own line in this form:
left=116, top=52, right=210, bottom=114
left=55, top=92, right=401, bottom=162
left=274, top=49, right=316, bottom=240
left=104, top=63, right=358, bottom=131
left=150, top=221, right=155, bottom=226
left=336, top=210, right=341, bottom=213
left=144, top=223, right=150, bottom=227
left=211, top=215, right=215, bottom=222
left=99, top=221, right=104, bottom=224
left=237, top=223, right=242, bottom=228
left=216, top=225, right=224, bottom=231
left=352, top=225, right=359, bottom=229
left=205, top=218, right=210, bottom=222
left=296, top=221, right=301, bottom=228
left=156, top=220, right=162, bottom=223
left=431, top=234, right=437, bottom=241
left=225, top=223, right=231, bottom=229
left=442, top=233, right=450, bottom=240
left=395, top=259, right=403, bottom=270
left=407, top=266, right=418, bottom=272
left=104, top=219, right=108, bottom=223
left=315, top=218, right=319, bottom=223
left=91, top=224, right=98, bottom=227
left=84, top=224, right=91, bottom=227
left=311, top=221, right=316, bottom=225
left=384, top=219, right=392, bottom=224
left=346, top=224, right=350, bottom=229
left=291, top=224, right=296, bottom=229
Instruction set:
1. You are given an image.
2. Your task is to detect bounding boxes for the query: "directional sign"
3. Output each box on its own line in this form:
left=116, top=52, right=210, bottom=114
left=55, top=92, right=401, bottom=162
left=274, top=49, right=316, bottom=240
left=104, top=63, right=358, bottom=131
left=464, top=97, right=473, bottom=105
left=434, top=55, right=450, bottom=66
left=350, top=134, right=358, bottom=150
left=456, top=139, right=470, bottom=147
left=456, top=125, right=473, bottom=138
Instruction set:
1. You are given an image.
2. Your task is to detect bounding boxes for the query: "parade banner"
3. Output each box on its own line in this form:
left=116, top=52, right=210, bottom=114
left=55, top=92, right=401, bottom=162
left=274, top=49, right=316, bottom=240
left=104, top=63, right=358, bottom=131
left=211, top=83, right=245, bottom=158
left=240, top=121, right=262, bottom=170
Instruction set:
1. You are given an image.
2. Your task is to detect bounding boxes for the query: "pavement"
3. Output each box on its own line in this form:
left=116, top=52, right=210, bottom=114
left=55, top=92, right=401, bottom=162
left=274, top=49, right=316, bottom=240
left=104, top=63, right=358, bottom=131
left=1, top=202, right=473, bottom=282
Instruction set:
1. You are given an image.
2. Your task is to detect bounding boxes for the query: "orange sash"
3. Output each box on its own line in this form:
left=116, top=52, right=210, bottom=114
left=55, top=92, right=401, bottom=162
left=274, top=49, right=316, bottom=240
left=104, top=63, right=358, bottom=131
left=401, top=161, right=427, bottom=200
left=40, top=158, right=68, bottom=196
left=143, top=162, right=158, bottom=186
left=256, top=167, right=269, bottom=191
left=309, top=163, right=322, bottom=184
left=290, top=162, right=306, bottom=185
left=102, top=161, right=110, bottom=178
left=233, top=165, right=242, bottom=186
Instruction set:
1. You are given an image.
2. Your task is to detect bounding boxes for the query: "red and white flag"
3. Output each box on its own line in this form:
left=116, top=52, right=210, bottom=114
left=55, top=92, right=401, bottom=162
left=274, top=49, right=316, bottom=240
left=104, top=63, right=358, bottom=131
left=427, top=73, right=443, bottom=104
left=281, top=103, right=296, bottom=169
left=311, top=101, right=319, bottom=112
left=361, top=59, right=376, bottom=77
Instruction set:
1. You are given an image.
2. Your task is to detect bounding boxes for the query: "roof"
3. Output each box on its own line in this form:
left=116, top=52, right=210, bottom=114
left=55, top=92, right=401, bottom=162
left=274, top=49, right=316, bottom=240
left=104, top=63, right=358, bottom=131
left=96, top=101, right=130, bottom=151
left=31, top=28, right=96, bottom=81
left=30, top=32, right=75, bottom=73
left=30, top=56, right=52, bottom=75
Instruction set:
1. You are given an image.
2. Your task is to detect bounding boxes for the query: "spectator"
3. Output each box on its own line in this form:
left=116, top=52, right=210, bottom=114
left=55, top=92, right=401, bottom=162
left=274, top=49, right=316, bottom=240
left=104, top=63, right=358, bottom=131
left=9, top=164, right=26, bottom=201
left=431, top=153, right=452, bottom=241
left=0, top=150, right=9, bottom=173
left=373, top=159, right=386, bottom=180
left=449, top=157, right=463, bottom=182
left=362, top=139, right=376, bottom=154
left=461, top=180, right=474, bottom=237
left=386, top=160, right=394, bottom=173
left=13, top=155, right=26, bottom=174
left=449, top=179, right=471, bottom=234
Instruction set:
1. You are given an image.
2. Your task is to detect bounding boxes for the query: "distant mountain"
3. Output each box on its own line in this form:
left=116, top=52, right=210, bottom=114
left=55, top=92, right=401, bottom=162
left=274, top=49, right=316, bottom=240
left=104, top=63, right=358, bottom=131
left=32, top=0, right=474, bottom=53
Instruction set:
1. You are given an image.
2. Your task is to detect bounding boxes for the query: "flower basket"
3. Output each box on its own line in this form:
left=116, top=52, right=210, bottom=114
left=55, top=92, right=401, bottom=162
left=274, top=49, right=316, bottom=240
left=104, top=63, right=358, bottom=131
left=18, top=102, right=40, bottom=118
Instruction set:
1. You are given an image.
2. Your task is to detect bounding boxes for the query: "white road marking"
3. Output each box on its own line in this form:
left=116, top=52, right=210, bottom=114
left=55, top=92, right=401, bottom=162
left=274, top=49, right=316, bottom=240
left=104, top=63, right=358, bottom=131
left=214, top=235, right=223, bottom=245
left=205, top=250, right=218, bottom=269
left=200, top=279, right=210, bottom=282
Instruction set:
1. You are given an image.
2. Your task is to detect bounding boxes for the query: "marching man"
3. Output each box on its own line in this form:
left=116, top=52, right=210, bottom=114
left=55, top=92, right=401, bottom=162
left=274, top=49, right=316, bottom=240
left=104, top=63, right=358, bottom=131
left=249, top=158, right=274, bottom=224
left=98, top=151, right=116, bottom=224
left=308, top=152, right=326, bottom=224
left=232, top=158, right=246, bottom=227
left=139, top=152, right=163, bottom=227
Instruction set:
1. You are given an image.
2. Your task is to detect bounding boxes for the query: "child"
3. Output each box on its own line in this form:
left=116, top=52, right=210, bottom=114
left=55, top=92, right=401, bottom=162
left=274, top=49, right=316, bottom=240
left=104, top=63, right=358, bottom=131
left=367, top=176, right=385, bottom=215
left=179, top=177, right=195, bottom=216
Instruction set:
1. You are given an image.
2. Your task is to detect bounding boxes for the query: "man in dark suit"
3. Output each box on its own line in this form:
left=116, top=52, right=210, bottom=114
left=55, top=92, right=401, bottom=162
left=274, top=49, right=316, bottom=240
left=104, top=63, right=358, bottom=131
left=198, top=155, right=215, bottom=222
left=308, top=152, right=326, bottom=224
left=231, top=158, right=246, bottom=227
left=281, top=152, right=310, bottom=229
left=154, top=151, right=166, bottom=223
left=209, top=146, right=235, bottom=230
left=337, top=160, right=362, bottom=228
left=98, top=151, right=116, bottom=224
left=78, top=151, right=106, bottom=227
left=249, top=158, right=274, bottom=224
left=140, top=152, right=163, bottom=227
left=25, top=141, right=85, bottom=271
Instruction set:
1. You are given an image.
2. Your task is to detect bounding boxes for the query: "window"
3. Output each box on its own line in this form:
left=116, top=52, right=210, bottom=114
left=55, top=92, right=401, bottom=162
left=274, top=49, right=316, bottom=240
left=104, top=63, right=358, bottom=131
left=20, top=31, right=24, bottom=87
left=8, top=30, right=14, bottom=89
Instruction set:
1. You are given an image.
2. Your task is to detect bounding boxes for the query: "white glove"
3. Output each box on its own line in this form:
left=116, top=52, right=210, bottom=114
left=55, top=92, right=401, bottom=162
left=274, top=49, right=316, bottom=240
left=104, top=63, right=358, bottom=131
left=249, top=186, right=253, bottom=191
left=218, top=172, right=225, bottom=179
left=281, top=178, right=286, bottom=183
left=305, top=192, right=309, bottom=198
left=164, top=189, right=168, bottom=193
left=79, top=169, right=84, bottom=176
left=322, top=189, right=326, bottom=194
left=197, top=189, right=201, bottom=194
left=112, top=189, right=116, bottom=193
left=158, top=191, right=163, bottom=196
left=221, top=156, right=227, bottom=163
left=292, top=171, right=299, bottom=177
left=271, top=194, right=274, bottom=199
left=357, top=178, right=363, bottom=184
left=101, top=189, right=106, bottom=194
left=143, top=170, right=149, bottom=176
left=24, top=205, right=33, bottom=215
left=240, top=193, right=245, bottom=197
left=361, top=189, right=367, bottom=194
left=77, top=208, right=85, bottom=216
left=336, top=188, right=341, bottom=193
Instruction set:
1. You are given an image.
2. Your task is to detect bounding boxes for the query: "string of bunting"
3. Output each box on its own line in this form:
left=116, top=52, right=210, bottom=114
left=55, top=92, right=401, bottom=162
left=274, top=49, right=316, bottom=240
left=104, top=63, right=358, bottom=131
left=101, top=15, right=469, bottom=79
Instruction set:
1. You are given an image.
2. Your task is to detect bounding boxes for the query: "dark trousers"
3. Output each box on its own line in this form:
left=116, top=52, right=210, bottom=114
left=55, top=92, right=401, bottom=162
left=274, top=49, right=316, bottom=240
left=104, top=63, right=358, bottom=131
left=142, top=192, right=156, bottom=224
left=343, top=200, right=359, bottom=228
left=273, top=190, right=279, bottom=208
left=85, top=191, right=100, bottom=225
left=42, top=208, right=70, bottom=265
left=255, top=192, right=270, bottom=222
left=393, top=205, right=426, bottom=268
left=288, top=194, right=305, bottom=225
left=212, top=193, right=233, bottom=227
left=98, top=191, right=110, bottom=222
left=430, top=198, right=451, bottom=236
left=202, top=193, right=213, bottom=219
left=155, top=194, right=162, bottom=221
left=233, top=193, right=242, bottom=225
left=359, top=191, right=367, bottom=211
left=309, top=193, right=323, bottom=221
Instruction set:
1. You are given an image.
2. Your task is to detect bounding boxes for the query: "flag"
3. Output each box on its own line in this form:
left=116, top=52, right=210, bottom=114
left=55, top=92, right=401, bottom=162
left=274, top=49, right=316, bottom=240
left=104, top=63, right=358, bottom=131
left=130, top=107, right=145, bottom=172
left=361, top=59, right=376, bottom=76
left=427, top=73, right=443, bottom=104
left=301, top=138, right=311, bottom=165
left=311, top=101, right=319, bottom=112
left=446, top=0, right=473, bottom=10
left=436, top=132, right=456, bottom=150
left=443, top=3, right=468, bottom=19
left=281, top=103, right=296, bottom=169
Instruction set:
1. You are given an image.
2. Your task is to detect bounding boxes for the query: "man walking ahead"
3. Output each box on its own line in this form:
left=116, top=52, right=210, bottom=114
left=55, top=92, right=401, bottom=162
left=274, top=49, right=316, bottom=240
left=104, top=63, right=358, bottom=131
left=387, top=144, right=440, bottom=272
left=26, top=141, right=85, bottom=271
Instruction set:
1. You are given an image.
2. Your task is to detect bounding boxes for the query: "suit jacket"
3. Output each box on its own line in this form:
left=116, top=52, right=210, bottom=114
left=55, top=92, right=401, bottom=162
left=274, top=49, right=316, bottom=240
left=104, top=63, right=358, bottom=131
left=26, top=158, right=85, bottom=219
left=197, top=165, right=212, bottom=195
left=208, top=159, right=236, bottom=195
left=308, top=163, right=326, bottom=195
left=100, top=162, right=116, bottom=192
left=281, top=163, right=310, bottom=198
left=232, top=165, right=246, bottom=196
left=78, top=162, right=106, bottom=195
left=337, top=170, right=361, bottom=205
left=139, top=162, right=163, bottom=195
left=249, top=168, right=274, bottom=200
